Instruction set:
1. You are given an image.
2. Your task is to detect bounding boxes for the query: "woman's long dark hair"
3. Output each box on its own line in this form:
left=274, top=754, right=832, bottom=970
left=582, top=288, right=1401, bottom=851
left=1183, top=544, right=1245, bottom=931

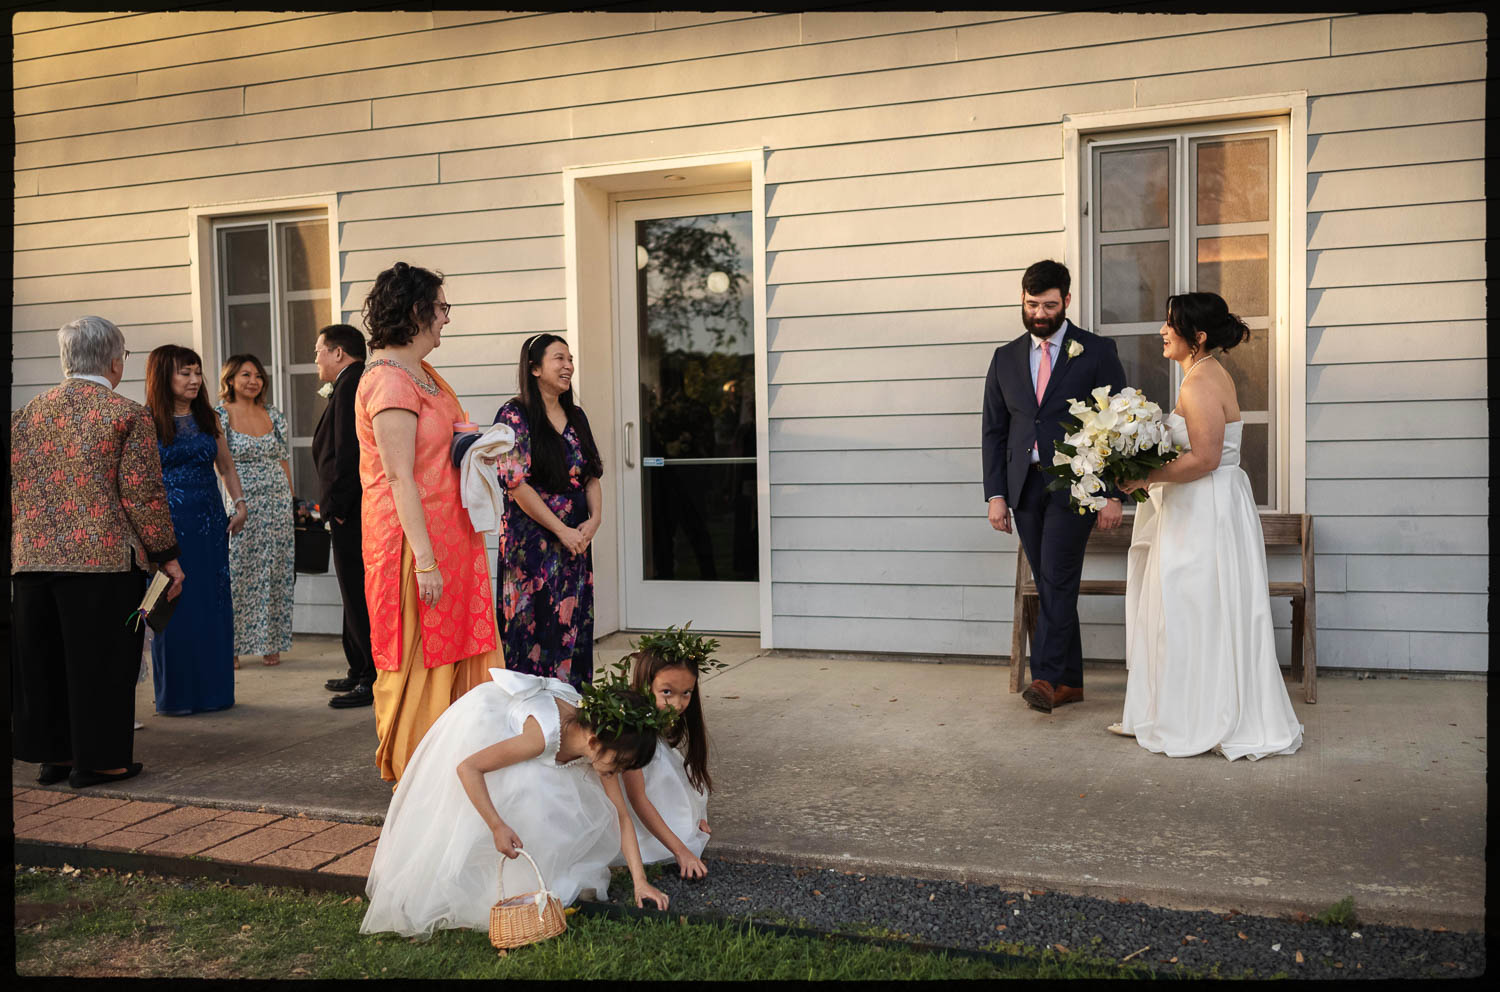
left=629, top=650, right=712, bottom=794
left=512, top=333, right=603, bottom=492
left=146, top=344, right=220, bottom=445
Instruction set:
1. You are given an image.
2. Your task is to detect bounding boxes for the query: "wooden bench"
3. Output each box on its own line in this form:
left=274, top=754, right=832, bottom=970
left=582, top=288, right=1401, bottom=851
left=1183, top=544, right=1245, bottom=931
left=1009, top=512, right=1317, bottom=703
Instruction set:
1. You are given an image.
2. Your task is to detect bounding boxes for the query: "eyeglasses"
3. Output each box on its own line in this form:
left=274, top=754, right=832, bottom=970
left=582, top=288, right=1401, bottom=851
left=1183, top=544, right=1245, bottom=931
left=122, top=349, right=131, bottom=360
left=436, top=302, right=451, bottom=317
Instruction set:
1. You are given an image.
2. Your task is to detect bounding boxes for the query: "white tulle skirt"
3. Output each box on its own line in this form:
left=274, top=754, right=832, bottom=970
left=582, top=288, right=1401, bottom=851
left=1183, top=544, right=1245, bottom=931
left=360, top=671, right=622, bottom=938
left=612, top=744, right=711, bottom=866
left=1120, top=421, right=1303, bottom=761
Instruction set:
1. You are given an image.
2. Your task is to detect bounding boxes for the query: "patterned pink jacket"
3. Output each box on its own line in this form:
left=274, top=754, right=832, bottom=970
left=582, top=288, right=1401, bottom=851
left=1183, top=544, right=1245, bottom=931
left=10, top=378, right=181, bottom=572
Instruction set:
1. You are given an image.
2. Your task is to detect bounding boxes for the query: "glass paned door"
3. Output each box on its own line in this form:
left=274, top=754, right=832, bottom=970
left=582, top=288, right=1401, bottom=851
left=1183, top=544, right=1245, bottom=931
left=1088, top=123, right=1283, bottom=507
left=214, top=214, right=332, bottom=501
left=615, top=193, right=759, bottom=633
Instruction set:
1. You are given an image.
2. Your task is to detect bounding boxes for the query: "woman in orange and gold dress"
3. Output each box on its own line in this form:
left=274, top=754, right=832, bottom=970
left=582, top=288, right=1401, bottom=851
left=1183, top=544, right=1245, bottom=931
left=355, top=262, right=502, bottom=783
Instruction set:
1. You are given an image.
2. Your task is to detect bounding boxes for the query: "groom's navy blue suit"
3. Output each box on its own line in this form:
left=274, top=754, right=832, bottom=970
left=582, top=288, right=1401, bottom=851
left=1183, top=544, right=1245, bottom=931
left=982, top=320, right=1127, bottom=690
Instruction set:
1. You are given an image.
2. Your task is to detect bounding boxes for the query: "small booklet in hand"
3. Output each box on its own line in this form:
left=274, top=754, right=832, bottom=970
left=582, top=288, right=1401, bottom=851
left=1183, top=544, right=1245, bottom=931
left=130, top=570, right=179, bottom=633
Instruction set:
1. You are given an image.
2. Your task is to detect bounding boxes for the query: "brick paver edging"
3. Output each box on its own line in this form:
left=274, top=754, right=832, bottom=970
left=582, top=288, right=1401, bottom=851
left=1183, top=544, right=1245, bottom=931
left=12, top=787, right=378, bottom=889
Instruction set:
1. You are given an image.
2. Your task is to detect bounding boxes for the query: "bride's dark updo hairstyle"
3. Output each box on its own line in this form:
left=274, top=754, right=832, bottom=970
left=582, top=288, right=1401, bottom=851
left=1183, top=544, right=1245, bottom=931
left=362, top=261, right=444, bottom=348
left=512, top=332, right=603, bottom=492
left=1165, top=292, right=1251, bottom=355
left=568, top=687, right=660, bottom=772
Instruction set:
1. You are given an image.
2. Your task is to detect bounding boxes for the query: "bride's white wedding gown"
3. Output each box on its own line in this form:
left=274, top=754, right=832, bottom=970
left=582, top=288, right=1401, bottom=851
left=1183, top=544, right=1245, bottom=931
left=1120, top=413, right=1304, bottom=760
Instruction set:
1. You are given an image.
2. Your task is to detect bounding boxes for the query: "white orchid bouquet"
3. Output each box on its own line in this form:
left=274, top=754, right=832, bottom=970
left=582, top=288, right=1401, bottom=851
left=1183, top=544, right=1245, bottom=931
left=1041, top=385, right=1181, bottom=513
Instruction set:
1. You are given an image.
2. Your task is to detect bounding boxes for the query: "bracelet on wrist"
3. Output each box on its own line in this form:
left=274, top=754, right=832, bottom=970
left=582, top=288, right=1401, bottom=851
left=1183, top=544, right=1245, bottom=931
left=413, top=557, right=439, bottom=574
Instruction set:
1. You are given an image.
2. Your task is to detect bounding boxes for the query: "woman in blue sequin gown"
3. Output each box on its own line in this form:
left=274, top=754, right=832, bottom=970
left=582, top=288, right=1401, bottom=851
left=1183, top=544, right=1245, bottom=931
left=145, top=346, right=248, bottom=716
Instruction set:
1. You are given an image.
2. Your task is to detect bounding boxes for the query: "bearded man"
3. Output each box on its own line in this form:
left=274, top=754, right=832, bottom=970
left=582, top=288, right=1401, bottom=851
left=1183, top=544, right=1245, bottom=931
left=981, top=260, right=1129, bottom=713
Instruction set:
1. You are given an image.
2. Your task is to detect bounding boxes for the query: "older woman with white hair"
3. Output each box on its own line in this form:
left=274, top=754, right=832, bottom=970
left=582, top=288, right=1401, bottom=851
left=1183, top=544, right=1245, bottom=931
left=10, top=316, right=185, bottom=789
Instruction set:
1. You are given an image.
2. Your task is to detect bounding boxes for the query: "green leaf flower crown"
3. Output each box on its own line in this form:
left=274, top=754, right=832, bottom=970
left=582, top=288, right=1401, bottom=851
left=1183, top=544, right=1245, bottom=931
left=629, top=622, right=729, bottom=674
left=575, top=658, right=680, bottom=738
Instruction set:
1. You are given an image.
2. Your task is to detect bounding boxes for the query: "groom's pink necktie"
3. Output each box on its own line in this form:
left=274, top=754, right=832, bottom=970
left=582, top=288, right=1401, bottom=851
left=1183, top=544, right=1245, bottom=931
left=1033, top=342, right=1053, bottom=460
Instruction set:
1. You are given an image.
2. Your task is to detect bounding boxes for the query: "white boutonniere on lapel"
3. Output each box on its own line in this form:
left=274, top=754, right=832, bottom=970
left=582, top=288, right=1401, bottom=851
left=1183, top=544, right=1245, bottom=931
left=1066, top=340, right=1084, bottom=359
left=317, top=382, right=335, bottom=399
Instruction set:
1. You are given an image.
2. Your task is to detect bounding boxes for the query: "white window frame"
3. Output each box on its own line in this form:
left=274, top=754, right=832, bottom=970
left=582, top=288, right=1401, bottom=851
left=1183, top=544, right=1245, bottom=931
left=1063, top=94, right=1307, bottom=514
left=187, top=194, right=339, bottom=499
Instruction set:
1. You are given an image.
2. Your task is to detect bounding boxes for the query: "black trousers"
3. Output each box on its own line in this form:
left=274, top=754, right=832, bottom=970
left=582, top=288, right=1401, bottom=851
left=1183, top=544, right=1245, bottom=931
left=12, top=568, right=148, bottom=770
left=330, top=518, right=376, bottom=686
left=1012, top=464, right=1096, bottom=689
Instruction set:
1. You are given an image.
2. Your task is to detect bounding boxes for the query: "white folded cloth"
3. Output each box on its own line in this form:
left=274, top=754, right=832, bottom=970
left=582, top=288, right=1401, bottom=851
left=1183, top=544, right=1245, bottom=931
left=459, top=424, right=516, bottom=534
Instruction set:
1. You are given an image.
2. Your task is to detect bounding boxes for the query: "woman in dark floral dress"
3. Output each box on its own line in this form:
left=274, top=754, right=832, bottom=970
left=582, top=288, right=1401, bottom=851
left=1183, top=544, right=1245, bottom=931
left=494, top=333, right=604, bottom=690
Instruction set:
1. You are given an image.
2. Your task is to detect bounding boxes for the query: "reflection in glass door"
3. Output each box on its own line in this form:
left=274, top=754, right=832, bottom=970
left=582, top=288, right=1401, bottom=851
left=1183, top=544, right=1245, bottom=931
left=616, top=194, right=758, bottom=632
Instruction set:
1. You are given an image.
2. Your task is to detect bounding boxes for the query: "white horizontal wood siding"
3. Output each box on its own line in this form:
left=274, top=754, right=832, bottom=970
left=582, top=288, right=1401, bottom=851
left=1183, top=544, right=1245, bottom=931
left=11, top=11, right=1486, bottom=671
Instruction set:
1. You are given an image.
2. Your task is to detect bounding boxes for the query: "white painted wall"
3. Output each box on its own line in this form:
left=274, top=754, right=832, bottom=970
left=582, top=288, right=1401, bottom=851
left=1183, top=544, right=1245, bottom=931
left=11, top=10, right=1487, bottom=670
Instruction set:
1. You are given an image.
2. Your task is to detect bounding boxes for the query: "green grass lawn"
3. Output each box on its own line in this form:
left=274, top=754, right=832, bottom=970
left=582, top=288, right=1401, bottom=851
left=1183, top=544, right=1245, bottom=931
left=14, top=865, right=1157, bottom=980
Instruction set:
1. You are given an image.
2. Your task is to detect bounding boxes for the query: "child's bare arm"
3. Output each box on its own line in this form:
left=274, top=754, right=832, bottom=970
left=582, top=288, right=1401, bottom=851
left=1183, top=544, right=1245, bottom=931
left=622, top=767, right=706, bottom=879
left=603, top=772, right=668, bottom=909
left=456, top=717, right=546, bottom=855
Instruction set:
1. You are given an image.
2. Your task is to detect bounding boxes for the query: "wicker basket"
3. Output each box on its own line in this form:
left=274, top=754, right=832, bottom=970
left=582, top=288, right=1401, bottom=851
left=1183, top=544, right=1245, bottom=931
left=488, top=849, right=567, bottom=950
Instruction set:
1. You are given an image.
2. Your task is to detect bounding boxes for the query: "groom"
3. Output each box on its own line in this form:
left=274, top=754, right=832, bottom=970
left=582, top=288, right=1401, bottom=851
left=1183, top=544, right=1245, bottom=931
left=982, top=260, right=1127, bottom=713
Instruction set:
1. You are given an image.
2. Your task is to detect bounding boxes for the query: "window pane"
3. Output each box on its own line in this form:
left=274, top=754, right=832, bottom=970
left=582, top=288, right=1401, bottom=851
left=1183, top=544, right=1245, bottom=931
left=225, top=302, right=273, bottom=364
left=288, top=371, right=324, bottom=438
left=1216, top=332, right=1270, bottom=410
left=1196, top=235, right=1268, bottom=317
left=1196, top=137, right=1270, bottom=225
left=1240, top=421, right=1270, bottom=507
left=286, top=298, right=332, bottom=364
left=1114, top=334, right=1173, bottom=411
left=1098, top=146, right=1170, bottom=232
left=223, top=227, right=269, bottom=296
left=279, top=220, right=330, bottom=293
left=291, top=446, right=319, bottom=504
left=1099, top=241, right=1170, bottom=324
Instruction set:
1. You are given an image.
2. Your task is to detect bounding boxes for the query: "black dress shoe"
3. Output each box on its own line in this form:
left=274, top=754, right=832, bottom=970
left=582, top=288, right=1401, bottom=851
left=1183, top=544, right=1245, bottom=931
left=329, top=684, right=374, bottom=708
left=70, top=762, right=143, bottom=789
left=36, top=763, right=71, bottom=785
left=325, top=677, right=359, bottom=693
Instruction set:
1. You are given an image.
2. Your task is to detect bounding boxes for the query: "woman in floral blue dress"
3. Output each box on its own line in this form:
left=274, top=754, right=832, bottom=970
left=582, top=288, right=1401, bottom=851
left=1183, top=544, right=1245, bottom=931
left=145, top=345, right=246, bottom=716
left=494, top=334, right=604, bottom=690
left=215, top=354, right=295, bottom=667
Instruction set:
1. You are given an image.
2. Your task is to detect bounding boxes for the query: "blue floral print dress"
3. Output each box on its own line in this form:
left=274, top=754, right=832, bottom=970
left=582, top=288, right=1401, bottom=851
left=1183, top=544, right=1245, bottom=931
left=215, top=404, right=295, bottom=657
left=493, top=400, right=597, bottom=690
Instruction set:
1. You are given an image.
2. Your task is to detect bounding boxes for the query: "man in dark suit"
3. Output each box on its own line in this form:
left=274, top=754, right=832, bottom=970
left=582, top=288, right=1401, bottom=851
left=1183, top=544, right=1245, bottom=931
left=982, top=260, right=1128, bottom=713
left=312, top=323, right=374, bottom=709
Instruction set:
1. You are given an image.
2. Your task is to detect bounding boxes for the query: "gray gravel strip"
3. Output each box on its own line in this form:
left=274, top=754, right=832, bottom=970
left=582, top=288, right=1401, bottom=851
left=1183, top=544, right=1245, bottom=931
left=608, top=858, right=1485, bottom=979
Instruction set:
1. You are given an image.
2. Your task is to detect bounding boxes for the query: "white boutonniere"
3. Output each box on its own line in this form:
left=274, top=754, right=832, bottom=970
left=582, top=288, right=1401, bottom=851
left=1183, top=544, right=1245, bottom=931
left=317, top=382, right=334, bottom=399
left=1066, top=340, right=1084, bottom=359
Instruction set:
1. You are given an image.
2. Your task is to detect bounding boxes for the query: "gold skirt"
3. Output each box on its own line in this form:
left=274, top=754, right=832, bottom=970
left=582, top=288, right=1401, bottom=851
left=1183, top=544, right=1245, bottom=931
left=373, top=538, right=502, bottom=784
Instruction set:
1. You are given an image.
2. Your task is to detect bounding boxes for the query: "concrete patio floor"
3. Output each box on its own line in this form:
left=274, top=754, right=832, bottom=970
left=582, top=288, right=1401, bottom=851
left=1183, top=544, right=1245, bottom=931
left=14, top=633, right=1485, bottom=932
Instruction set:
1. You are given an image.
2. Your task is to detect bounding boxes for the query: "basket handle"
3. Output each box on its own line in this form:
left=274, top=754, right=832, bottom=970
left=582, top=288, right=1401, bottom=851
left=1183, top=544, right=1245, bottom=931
left=498, top=848, right=557, bottom=923
left=498, top=847, right=546, bottom=900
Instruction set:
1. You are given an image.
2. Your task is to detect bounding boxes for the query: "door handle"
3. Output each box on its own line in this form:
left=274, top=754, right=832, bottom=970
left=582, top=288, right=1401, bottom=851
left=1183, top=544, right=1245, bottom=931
left=624, top=421, right=635, bottom=468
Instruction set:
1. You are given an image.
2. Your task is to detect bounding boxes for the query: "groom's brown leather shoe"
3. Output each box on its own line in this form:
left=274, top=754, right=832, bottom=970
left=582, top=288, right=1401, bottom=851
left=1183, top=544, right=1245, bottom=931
left=1022, top=679, right=1055, bottom=713
left=1053, top=685, right=1085, bottom=707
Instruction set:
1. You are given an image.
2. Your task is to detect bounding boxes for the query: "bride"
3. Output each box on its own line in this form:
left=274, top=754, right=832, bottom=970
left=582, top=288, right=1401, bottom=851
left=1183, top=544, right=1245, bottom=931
left=1112, top=292, right=1303, bottom=760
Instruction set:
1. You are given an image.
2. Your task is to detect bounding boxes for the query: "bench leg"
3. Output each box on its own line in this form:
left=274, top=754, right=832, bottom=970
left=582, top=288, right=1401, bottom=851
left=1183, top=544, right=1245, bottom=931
left=1303, top=599, right=1317, bottom=705
left=1289, top=599, right=1305, bottom=684
left=1009, top=598, right=1027, bottom=693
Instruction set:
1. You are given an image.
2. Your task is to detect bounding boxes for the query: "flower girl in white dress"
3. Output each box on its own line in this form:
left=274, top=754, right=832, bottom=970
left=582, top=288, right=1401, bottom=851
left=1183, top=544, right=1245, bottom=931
left=1114, top=292, right=1304, bottom=761
left=360, top=667, right=675, bottom=939
left=613, top=628, right=718, bottom=878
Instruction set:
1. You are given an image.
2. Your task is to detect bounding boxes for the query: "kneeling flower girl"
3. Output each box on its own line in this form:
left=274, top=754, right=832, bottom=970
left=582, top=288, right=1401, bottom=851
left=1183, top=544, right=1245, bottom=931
left=360, top=662, right=679, bottom=939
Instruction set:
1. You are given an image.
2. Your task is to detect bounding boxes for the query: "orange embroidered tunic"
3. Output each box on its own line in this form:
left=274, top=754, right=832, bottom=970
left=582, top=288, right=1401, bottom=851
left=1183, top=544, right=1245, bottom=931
left=355, top=360, right=497, bottom=672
